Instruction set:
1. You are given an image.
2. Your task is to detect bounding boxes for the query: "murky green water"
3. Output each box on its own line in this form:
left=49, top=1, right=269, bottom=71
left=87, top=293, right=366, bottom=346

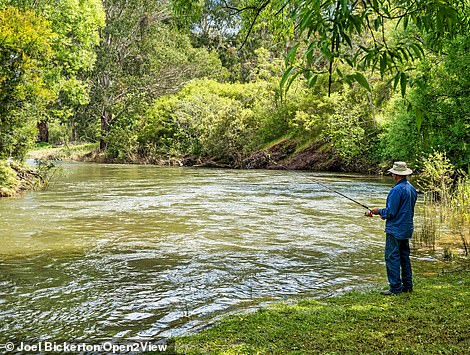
left=0, top=163, right=434, bottom=342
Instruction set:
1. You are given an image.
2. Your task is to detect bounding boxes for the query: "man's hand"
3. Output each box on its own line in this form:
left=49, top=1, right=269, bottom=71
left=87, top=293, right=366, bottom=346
left=366, top=208, right=380, bottom=217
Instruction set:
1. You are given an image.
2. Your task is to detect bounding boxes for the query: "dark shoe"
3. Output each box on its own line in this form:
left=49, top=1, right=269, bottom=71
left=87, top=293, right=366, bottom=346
left=402, top=288, right=413, bottom=293
left=380, top=290, right=401, bottom=296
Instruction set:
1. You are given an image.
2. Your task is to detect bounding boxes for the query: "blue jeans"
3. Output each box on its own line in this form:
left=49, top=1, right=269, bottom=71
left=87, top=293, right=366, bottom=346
left=385, top=233, right=412, bottom=293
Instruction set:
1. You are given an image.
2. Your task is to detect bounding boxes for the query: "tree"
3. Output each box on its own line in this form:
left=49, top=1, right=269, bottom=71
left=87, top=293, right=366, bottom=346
left=31, top=0, right=105, bottom=143
left=83, top=0, right=223, bottom=153
left=277, top=0, right=469, bottom=95
left=173, top=0, right=469, bottom=95
left=0, top=6, right=55, bottom=158
left=172, top=0, right=290, bottom=83
left=380, top=34, right=470, bottom=171
left=0, top=0, right=105, bottom=150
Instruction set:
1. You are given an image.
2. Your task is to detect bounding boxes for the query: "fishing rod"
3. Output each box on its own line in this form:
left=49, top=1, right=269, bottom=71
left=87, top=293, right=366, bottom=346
left=304, top=176, right=372, bottom=212
left=272, top=161, right=372, bottom=212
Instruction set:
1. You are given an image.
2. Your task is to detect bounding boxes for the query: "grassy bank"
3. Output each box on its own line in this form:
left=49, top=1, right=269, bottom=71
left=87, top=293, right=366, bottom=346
left=27, top=142, right=99, bottom=161
left=27, top=142, right=197, bottom=166
left=0, top=160, right=56, bottom=197
left=25, top=139, right=369, bottom=172
left=176, top=269, right=470, bottom=354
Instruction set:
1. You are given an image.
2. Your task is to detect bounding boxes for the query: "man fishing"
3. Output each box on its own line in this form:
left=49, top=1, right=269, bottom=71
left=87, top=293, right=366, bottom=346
left=367, top=162, right=418, bottom=296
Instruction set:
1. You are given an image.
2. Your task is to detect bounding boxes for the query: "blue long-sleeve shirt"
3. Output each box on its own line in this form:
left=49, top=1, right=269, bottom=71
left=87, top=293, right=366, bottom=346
left=379, top=178, right=418, bottom=239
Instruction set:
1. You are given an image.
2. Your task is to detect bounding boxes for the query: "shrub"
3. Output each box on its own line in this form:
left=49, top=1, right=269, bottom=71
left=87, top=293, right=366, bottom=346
left=0, top=160, right=19, bottom=197
left=415, top=150, right=454, bottom=202
left=140, top=79, right=274, bottom=164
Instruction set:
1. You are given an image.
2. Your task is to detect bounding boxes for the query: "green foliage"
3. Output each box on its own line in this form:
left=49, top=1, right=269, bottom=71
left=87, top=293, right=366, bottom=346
left=0, top=159, right=58, bottom=196
left=171, top=0, right=289, bottom=84
left=415, top=151, right=454, bottom=197
left=284, top=81, right=378, bottom=167
left=140, top=79, right=274, bottom=164
left=27, top=142, right=99, bottom=161
left=0, top=0, right=467, bottom=176
left=0, top=160, right=19, bottom=196
left=40, top=0, right=105, bottom=141
left=415, top=152, right=470, bottom=253
left=323, top=93, right=368, bottom=165
left=379, top=35, right=470, bottom=170
left=105, top=115, right=140, bottom=162
left=137, top=70, right=379, bottom=169
left=0, top=0, right=105, bottom=158
left=378, top=95, right=420, bottom=163
left=272, top=0, right=469, bottom=94
left=138, top=96, right=180, bottom=156
left=48, top=120, right=70, bottom=146
left=0, top=5, right=56, bottom=159
left=86, top=0, right=224, bottom=154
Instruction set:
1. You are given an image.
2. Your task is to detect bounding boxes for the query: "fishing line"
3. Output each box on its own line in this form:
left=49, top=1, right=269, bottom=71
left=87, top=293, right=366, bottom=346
left=271, top=161, right=372, bottom=212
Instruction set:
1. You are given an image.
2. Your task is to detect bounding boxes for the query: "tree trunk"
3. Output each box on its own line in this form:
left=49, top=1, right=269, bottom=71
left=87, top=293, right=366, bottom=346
left=37, top=121, right=49, bottom=142
left=100, top=109, right=112, bottom=151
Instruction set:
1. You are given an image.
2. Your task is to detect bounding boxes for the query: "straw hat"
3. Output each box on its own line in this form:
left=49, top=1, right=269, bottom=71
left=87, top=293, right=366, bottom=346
left=387, top=161, right=413, bottom=175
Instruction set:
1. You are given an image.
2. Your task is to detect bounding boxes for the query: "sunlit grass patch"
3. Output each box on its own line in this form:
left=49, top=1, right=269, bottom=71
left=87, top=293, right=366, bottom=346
left=177, top=270, right=470, bottom=354
left=27, top=142, right=99, bottom=161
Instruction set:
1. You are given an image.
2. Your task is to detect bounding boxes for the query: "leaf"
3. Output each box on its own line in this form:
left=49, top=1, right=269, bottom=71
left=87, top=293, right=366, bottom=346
left=400, top=72, right=408, bottom=97
left=313, top=0, right=321, bottom=14
left=342, top=32, right=352, bottom=47
left=403, top=15, right=409, bottom=29
left=280, top=66, right=295, bottom=91
left=308, top=74, right=318, bottom=88
left=305, top=42, right=316, bottom=67
left=285, top=71, right=302, bottom=93
left=286, top=44, right=298, bottom=65
left=354, top=72, right=371, bottom=92
left=393, top=72, right=401, bottom=90
left=299, top=11, right=313, bottom=33
left=415, top=108, right=423, bottom=132
left=409, top=43, right=424, bottom=59
left=345, top=74, right=355, bottom=85
left=380, top=52, right=387, bottom=74
left=340, top=0, right=348, bottom=14
left=304, top=70, right=312, bottom=81
left=415, top=79, right=425, bottom=91
left=374, top=17, right=381, bottom=31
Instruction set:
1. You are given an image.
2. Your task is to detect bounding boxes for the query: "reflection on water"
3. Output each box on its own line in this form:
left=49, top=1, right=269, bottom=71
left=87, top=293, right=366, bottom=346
left=0, top=163, right=433, bottom=341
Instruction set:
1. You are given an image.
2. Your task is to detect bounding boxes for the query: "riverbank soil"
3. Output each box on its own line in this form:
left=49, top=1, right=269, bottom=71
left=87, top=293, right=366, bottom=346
left=241, top=139, right=341, bottom=171
left=27, top=140, right=352, bottom=171
left=177, top=269, right=470, bottom=354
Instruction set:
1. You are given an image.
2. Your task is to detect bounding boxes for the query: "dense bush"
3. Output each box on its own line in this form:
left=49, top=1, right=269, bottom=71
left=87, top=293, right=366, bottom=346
left=139, top=79, right=276, bottom=164
left=134, top=75, right=380, bottom=169
left=379, top=35, right=470, bottom=171
left=287, top=84, right=378, bottom=166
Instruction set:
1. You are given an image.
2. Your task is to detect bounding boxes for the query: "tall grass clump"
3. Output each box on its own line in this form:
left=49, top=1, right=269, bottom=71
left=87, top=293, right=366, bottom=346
left=0, top=160, right=20, bottom=197
left=448, top=175, right=470, bottom=256
left=0, top=159, right=59, bottom=197
left=415, top=151, right=470, bottom=256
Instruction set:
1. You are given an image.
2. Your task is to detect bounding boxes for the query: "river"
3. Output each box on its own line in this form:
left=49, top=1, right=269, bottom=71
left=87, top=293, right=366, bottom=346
left=0, top=162, right=435, bottom=342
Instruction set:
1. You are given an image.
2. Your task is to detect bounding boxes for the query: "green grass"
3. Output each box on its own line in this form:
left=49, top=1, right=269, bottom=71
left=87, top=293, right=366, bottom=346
left=176, top=270, right=470, bottom=354
left=27, top=142, right=99, bottom=161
